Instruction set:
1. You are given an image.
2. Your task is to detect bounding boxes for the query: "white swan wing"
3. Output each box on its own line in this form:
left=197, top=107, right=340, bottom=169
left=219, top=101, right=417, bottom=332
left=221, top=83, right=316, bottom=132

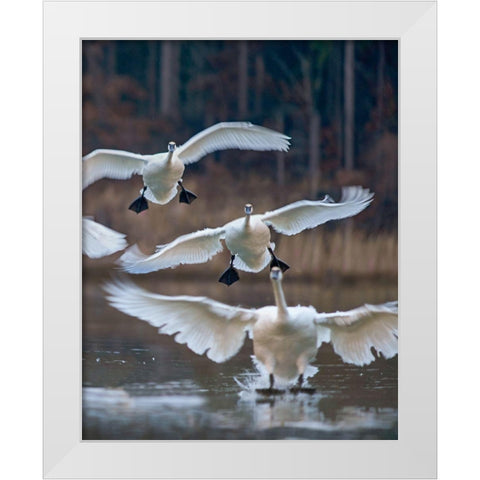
left=118, top=227, right=226, bottom=273
left=104, top=278, right=258, bottom=362
left=82, top=217, right=128, bottom=258
left=314, top=301, right=398, bottom=366
left=82, top=149, right=149, bottom=189
left=176, top=122, right=290, bottom=165
left=260, top=186, right=374, bottom=236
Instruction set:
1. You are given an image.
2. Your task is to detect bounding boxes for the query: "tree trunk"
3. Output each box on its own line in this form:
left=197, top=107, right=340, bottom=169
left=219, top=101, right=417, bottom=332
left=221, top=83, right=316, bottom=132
left=106, top=41, right=117, bottom=76
left=374, top=41, right=386, bottom=230
left=335, top=43, right=343, bottom=166
left=276, top=112, right=286, bottom=191
left=171, top=42, right=180, bottom=116
left=343, top=41, right=356, bottom=272
left=160, top=41, right=179, bottom=118
left=309, top=111, right=321, bottom=198
left=344, top=40, right=355, bottom=170
left=300, top=56, right=322, bottom=198
left=377, top=40, right=385, bottom=135
left=86, top=42, right=106, bottom=119
left=254, top=53, right=265, bottom=115
left=147, top=42, right=157, bottom=118
left=238, top=41, right=248, bottom=118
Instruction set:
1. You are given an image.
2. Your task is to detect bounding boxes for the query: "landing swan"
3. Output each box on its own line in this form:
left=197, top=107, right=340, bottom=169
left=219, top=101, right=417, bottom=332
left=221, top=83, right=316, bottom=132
left=103, top=268, right=398, bottom=393
left=82, top=122, right=290, bottom=213
left=82, top=217, right=128, bottom=259
left=118, top=186, right=374, bottom=285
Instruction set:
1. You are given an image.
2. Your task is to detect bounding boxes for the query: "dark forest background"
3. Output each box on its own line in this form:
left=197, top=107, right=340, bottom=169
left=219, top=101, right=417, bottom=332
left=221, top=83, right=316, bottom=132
left=82, top=40, right=398, bottom=280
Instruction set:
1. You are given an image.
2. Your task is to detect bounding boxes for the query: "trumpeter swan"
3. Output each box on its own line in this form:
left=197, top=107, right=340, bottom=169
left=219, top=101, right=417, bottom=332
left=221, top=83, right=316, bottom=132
left=82, top=217, right=128, bottom=259
left=103, top=268, right=398, bottom=394
left=118, top=186, right=374, bottom=285
left=82, top=122, right=290, bottom=213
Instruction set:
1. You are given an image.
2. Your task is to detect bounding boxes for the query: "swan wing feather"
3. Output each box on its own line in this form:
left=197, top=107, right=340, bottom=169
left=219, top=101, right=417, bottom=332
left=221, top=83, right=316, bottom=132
left=176, top=122, right=290, bottom=165
left=314, top=301, right=398, bottom=366
left=118, top=227, right=226, bottom=273
left=104, top=277, right=258, bottom=362
left=82, top=149, right=148, bottom=189
left=260, top=186, right=374, bottom=235
left=82, top=217, right=128, bottom=258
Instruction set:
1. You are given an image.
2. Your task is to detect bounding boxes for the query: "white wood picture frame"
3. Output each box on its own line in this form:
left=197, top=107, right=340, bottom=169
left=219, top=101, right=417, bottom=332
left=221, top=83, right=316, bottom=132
left=44, top=1, right=436, bottom=478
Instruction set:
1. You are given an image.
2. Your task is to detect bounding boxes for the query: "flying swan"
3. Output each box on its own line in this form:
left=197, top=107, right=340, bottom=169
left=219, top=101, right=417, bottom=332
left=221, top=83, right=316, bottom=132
left=82, top=122, right=290, bottom=213
left=118, top=186, right=374, bottom=285
left=104, top=268, right=398, bottom=394
left=82, top=217, right=128, bottom=259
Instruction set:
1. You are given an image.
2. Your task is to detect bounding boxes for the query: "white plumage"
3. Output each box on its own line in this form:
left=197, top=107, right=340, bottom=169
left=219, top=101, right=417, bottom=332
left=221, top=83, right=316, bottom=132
left=104, top=268, right=397, bottom=389
left=82, top=122, right=290, bottom=206
left=82, top=217, right=128, bottom=259
left=315, top=301, right=399, bottom=365
left=119, top=228, right=226, bottom=272
left=117, top=186, right=374, bottom=280
left=104, top=278, right=257, bottom=363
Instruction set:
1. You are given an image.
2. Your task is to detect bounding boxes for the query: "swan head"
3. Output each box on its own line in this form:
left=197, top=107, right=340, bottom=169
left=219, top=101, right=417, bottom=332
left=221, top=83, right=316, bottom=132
left=270, top=266, right=283, bottom=282
left=244, top=203, right=253, bottom=215
left=168, top=141, right=177, bottom=152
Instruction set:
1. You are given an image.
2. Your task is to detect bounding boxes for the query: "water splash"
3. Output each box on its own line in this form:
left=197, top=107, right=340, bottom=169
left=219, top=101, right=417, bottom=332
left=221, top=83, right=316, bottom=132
left=234, top=356, right=319, bottom=399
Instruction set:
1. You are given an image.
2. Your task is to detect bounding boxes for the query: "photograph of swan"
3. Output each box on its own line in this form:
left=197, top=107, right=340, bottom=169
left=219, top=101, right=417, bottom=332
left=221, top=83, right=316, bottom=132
left=104, top=268, right=398, bottom=394
left=83, top=122, right=290, bottom=213
left=118, top=186, right=374, bottom=284
left=82, top=39, right=398, bottom=440
left=82, top=217, right=128, bottom=259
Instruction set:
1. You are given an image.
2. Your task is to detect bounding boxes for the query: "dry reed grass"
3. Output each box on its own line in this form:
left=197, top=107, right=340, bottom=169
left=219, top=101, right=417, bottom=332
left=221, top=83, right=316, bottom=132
left=83, top=164, right=397, bottom=281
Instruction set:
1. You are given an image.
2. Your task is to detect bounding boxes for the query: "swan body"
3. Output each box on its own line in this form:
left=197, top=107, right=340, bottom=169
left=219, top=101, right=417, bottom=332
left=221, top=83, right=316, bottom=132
left=141, top=149, right=185, bottom=204
left=104, top=268, right=398, bottom=389
left=223, top=211, right=272, bottom=272
left=118, top=186, right=374, bottom=282
left=82, top=122, right=291, bottom=209
left=82, top=217, right=128, bottom=259
left=253, top=306, right=318, bottom=382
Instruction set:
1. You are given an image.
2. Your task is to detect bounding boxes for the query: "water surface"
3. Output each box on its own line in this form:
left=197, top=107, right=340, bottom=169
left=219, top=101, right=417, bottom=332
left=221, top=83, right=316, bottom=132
left=83, top=272, right=397, bottom=440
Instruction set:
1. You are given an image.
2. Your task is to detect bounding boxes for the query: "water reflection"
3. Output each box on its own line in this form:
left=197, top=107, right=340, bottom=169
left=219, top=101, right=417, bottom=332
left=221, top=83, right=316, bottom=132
left=83, top=273, right=397, bottom=440
left=83, top=376, right=397, bottom=440
left=239, top=393, right=396, bottom=434
left=83, top=343, right=397, bottom=440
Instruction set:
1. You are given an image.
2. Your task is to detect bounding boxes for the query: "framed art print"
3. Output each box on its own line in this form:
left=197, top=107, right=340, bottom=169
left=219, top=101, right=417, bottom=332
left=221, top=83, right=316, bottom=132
left=44, top=1, right=436, bottom=478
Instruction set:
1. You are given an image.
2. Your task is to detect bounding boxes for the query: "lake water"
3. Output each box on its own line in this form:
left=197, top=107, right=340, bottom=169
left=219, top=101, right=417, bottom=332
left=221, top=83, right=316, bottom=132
left=82, top=270, right=398, bottom=440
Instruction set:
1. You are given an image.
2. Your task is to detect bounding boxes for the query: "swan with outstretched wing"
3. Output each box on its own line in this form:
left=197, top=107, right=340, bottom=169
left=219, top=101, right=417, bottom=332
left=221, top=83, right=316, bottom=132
left=83, top=122, right=290, bottom=213
left=118, top=186, right=374, bottom=285
left=104, top=268, right=397, bottom=393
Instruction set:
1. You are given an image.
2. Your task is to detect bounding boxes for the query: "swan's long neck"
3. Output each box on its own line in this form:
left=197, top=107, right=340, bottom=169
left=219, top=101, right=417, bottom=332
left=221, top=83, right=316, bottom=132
left=166, top=151, right=174, bottom=164
left=244, top=214, right=251, bottom=228
left=272, top=280, right=288, bottom=320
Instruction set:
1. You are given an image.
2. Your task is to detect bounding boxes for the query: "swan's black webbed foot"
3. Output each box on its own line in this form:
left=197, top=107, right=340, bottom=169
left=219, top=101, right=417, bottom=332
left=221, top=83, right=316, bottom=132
left=289, top=373, right=316, bottom=394
left=268, top=247, right=290, bottom=273
left=256, top=374, right=285, bottom=395
left=289, top=373, right=303, bottom=394
left=218, top=255, right=240, bottom=286
left=128, top=186, right=149, bottom=214
left=178, top=180, right=198, bottom=204
left=289, top=387, right=316, bottom=395
left=255, top=388, right=285, bottom=396
left=218, top=267, right=239, bottom=286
